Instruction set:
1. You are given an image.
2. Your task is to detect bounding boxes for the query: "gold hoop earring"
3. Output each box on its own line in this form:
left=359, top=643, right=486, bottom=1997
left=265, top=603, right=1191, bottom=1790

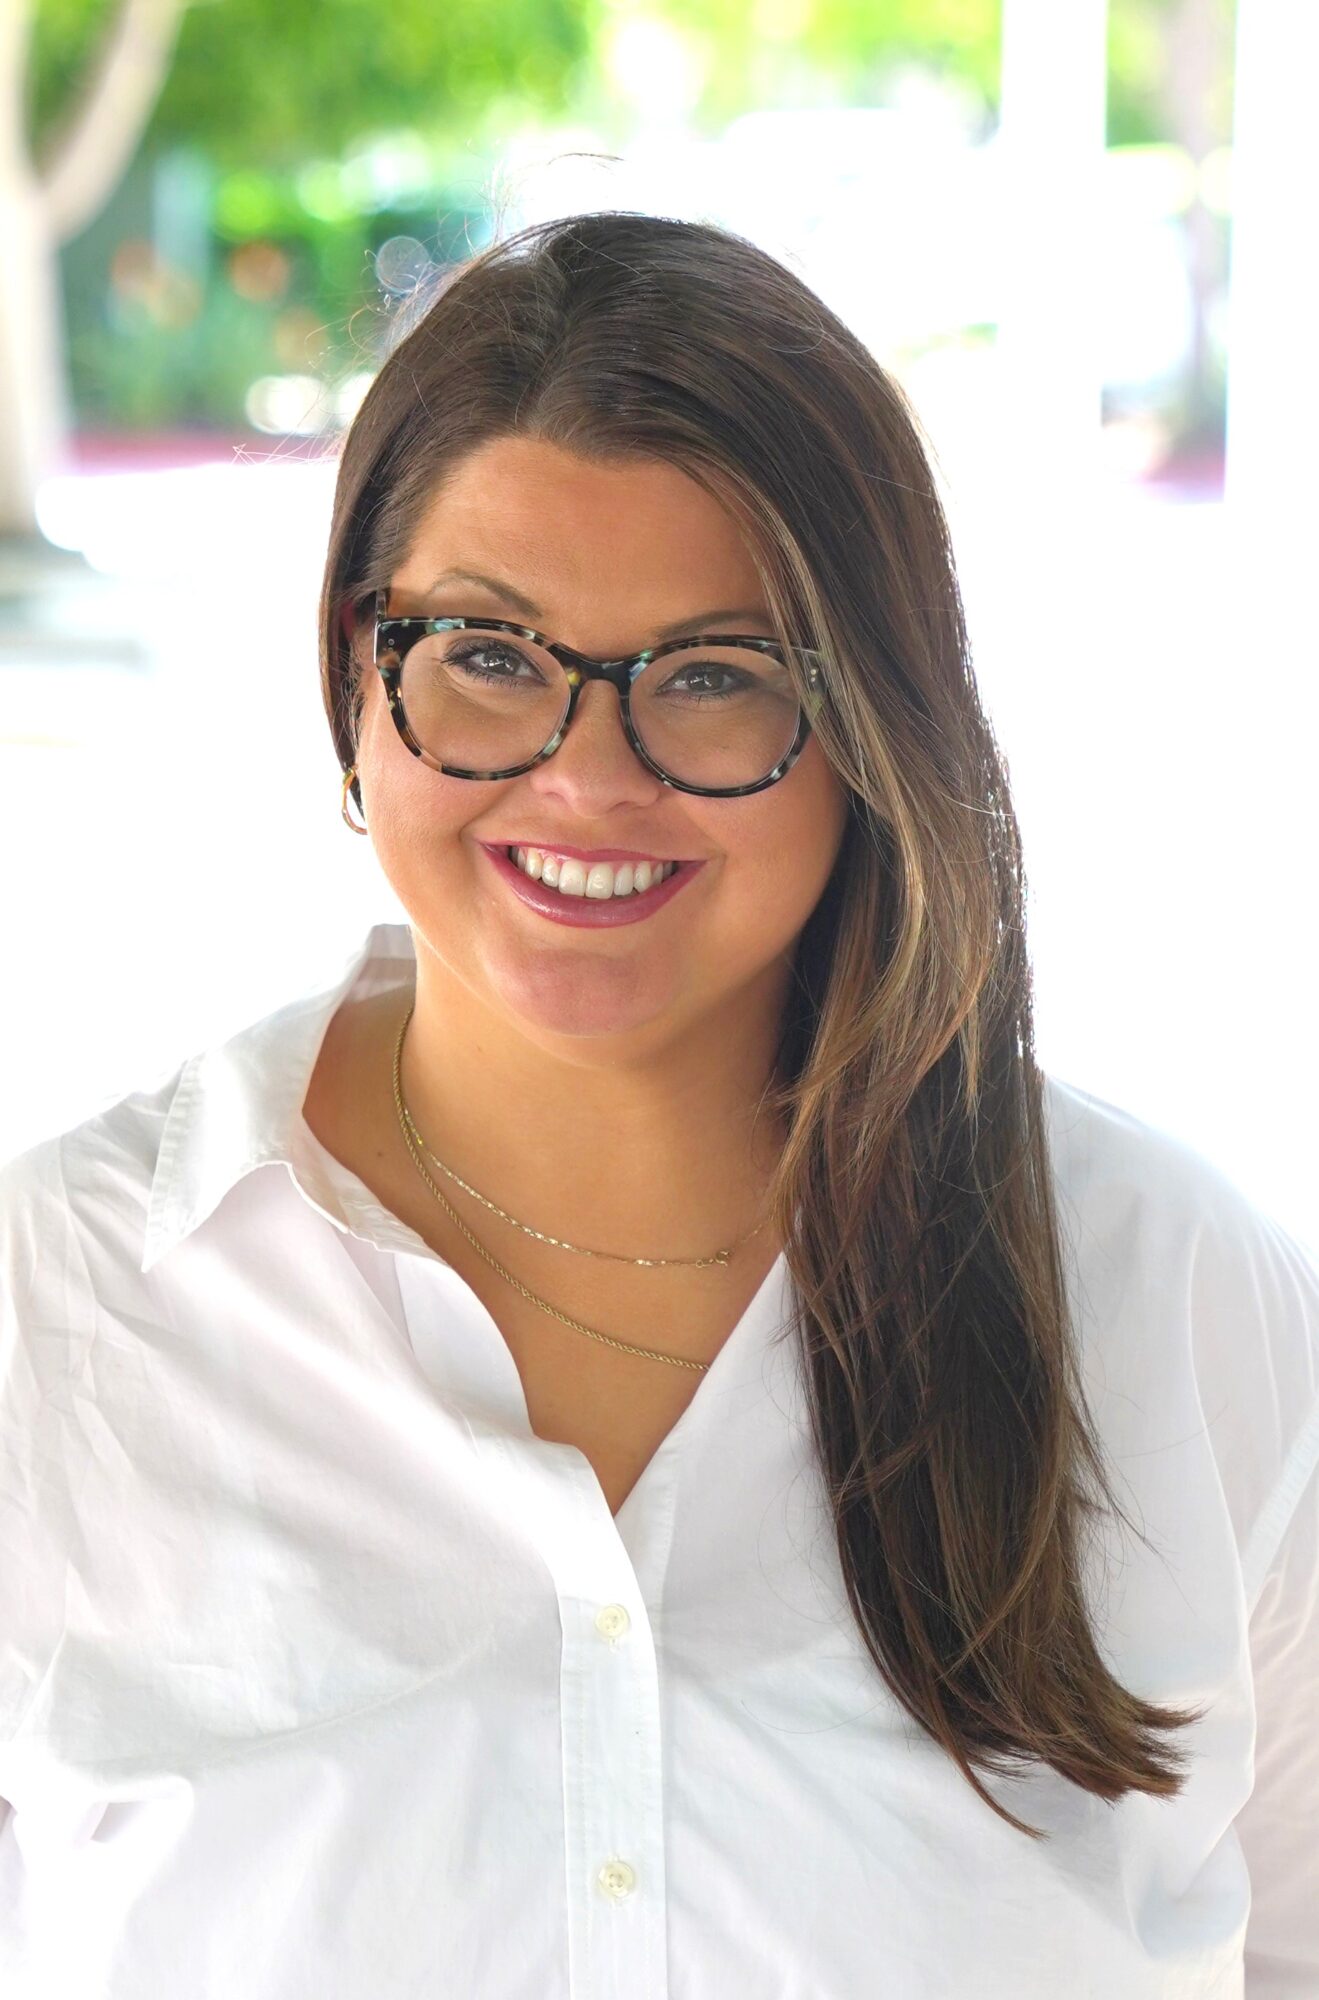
left=341, top=767, right=368, bottom=834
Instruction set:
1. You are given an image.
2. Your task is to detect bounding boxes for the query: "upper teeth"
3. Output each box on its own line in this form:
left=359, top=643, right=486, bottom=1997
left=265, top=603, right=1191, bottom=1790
left=510, top=848, right=677, bottom=898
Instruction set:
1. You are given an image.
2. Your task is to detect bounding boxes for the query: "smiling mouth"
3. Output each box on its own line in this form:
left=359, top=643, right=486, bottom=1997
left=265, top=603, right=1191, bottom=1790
left=506, top=845, right=679, bottom=900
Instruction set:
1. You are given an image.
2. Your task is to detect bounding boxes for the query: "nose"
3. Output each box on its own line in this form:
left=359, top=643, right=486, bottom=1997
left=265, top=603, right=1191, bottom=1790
left=524, top=676, right=665, bottom=811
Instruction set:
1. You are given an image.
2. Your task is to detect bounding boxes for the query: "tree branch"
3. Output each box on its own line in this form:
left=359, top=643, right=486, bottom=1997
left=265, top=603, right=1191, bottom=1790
left=39, top=0, right=190, bottom=246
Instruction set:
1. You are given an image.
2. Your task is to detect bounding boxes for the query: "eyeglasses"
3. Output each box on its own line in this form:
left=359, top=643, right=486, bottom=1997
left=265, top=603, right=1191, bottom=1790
left=371, top=589, right=827, bottom=798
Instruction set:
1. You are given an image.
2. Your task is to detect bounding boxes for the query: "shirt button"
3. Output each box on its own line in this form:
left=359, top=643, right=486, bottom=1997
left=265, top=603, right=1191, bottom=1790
left=597, top=1858, right=637, bottom=1900
left=595, top=1603, right=631, bottom=1642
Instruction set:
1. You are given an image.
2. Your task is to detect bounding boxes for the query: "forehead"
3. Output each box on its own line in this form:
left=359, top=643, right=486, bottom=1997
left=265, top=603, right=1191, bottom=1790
left=393, top=436, right=767, bottom=625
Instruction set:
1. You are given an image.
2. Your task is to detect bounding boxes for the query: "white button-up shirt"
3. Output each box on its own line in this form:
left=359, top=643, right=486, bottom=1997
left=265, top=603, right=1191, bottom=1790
left=2, top=922, right=1316, bottom=1998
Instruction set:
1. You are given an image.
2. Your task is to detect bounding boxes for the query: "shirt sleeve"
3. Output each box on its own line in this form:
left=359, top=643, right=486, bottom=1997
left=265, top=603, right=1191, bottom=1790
left=1173, top=1166, right=1319, bottom=1999
left=0, top=1136, right=78, bottom=1756
left=1236, top=1392, right=1319, bottom=1997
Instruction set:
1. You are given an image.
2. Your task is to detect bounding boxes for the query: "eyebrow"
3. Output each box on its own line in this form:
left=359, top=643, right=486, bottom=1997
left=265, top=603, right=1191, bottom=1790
left=424, top=568, right=774, bottom=643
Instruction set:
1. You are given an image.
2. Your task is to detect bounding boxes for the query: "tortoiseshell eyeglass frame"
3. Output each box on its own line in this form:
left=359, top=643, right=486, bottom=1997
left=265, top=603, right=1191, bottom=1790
left=369, top=588, right=827, bottom=799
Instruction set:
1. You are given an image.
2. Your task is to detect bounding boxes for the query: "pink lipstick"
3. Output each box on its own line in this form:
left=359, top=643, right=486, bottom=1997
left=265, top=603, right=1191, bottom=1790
left=479, top=842, right=704, bottom=928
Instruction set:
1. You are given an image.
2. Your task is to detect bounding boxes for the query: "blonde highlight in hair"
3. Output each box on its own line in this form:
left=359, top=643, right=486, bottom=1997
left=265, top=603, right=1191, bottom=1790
left=318, top=212, right=1203, bottom=1838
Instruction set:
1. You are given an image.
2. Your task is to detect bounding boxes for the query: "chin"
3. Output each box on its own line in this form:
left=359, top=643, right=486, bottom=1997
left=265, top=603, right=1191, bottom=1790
left=489, top=948, right=686, bottom=1048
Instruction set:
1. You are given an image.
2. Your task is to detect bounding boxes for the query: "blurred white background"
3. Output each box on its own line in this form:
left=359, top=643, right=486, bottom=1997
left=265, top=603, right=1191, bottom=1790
left=2, top=0, right=1315, bottom=1251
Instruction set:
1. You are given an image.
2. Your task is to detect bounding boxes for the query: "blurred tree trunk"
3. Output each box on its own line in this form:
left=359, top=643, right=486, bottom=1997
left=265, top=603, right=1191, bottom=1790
left=0, top=0, right=187, bottom=540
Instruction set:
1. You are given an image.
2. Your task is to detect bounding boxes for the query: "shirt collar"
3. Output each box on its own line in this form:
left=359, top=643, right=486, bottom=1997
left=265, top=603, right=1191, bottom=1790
left=141, top=923, right=416, bottom=1274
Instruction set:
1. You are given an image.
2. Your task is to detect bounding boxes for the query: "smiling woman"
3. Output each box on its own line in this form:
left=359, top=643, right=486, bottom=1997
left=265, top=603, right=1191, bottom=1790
left=1, top=213, right=1316, bottom=2000
left=344, top=439, right=847, bottom=1040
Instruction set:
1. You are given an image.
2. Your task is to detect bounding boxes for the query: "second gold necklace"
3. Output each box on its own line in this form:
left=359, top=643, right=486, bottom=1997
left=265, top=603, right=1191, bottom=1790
left=391, top=1003, right=766, bottom=1373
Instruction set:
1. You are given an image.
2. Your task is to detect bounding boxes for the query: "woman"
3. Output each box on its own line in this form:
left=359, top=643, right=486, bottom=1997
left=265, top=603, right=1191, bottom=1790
left=1, top=211, right=1315, bottom=1998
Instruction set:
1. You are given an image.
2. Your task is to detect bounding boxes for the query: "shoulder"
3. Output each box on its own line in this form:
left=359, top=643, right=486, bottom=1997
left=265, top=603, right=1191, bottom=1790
left=1040, top=1072, right=1319, bottom=1597
left=0, top=1058, right=190, bottom=1370
left=0, top=1063, right=192, bottom=1748
left=0, top=1059, right=187, bottom=1266
left=1040, top=1072, right=1317, bottom=1294
left=1039, top=1071, right=1280, bottom=1235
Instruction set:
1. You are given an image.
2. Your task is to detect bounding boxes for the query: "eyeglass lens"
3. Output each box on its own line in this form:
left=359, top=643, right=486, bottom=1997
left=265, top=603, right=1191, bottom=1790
left=398, top=629, right=804, bottom=789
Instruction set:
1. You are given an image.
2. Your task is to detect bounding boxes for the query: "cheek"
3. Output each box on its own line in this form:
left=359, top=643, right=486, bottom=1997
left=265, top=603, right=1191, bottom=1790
left=747, top=756, right=847, bottom=890
left=358, top=684, right=475, bottom=847
left=705, top=767, right=848, bottom=942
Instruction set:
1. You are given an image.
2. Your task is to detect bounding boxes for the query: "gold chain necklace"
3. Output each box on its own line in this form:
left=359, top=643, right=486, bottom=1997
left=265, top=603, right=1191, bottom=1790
left=395, top=1013, right=763, bottom=1270
left=391, top=1004, right=715, bottom=1372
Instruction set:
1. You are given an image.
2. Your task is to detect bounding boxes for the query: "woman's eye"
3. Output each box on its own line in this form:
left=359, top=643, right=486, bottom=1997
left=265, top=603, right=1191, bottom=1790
left=659, top=665, right=743, bottom=700
left=447, top=643, right=541, bottom=681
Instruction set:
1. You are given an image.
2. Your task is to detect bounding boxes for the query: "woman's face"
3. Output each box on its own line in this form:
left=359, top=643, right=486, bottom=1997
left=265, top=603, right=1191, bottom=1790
left=351, top=436, right=850, bottom=1056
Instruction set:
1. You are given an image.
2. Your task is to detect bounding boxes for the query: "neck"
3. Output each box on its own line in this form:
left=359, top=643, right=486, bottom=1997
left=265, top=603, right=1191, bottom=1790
left=394, top=950, right=791, bottom=1263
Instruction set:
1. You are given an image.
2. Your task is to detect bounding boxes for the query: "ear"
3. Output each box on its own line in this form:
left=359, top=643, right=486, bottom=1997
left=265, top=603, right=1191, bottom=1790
left=338, top=596, right=359, bottom=646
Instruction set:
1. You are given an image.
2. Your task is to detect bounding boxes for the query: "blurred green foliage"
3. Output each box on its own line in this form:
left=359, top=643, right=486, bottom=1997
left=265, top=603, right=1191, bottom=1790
left=27, top=0, right=1234, bottom=437
left=29, top=0, right=592, bottom=430
left=31, top=0, right=1233, bottom=169
left=1108, top=0, right=1235, bottom=146
left=28, top=0, right=590, bottom=167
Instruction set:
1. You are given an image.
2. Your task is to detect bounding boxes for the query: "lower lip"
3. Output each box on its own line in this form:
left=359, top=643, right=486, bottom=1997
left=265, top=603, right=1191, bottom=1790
left=479, top=844, right=704, bottom=927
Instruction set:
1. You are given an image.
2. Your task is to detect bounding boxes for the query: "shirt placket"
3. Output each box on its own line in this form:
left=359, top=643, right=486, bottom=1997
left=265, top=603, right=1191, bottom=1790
left=481, top=1425, right=671, bottom=2000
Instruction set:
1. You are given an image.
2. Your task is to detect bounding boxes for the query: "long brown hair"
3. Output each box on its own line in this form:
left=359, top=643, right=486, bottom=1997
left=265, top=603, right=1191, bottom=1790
left=317, top=211, right=1202, bottom=1838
